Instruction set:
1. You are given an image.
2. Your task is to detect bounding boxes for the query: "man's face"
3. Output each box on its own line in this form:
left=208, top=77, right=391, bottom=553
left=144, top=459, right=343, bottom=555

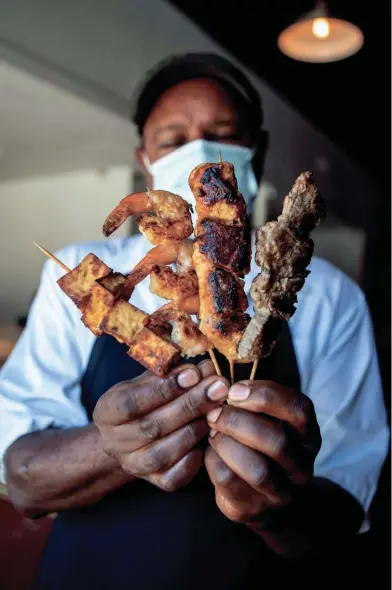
left=136, top=78, right=253, bottom=184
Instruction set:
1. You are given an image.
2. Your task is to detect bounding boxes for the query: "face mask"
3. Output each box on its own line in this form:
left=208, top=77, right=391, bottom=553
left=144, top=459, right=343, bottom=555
left=143, top=139, right=258, bottom=227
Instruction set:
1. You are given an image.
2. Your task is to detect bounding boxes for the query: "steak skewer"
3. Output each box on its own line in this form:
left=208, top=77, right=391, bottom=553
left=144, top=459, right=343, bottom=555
left=238, top=171, right=326, bottom=366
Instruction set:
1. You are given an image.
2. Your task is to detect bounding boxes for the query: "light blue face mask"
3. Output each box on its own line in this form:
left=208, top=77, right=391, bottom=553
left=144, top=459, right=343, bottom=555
left=143, top=139, right=258, bottom=226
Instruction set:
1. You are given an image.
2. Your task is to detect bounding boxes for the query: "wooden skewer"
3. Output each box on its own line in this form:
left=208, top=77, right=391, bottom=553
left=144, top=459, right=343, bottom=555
left=209, top=348, right=222, bottom=376
left=33, top=242, right=70, bottom=273
left=249, top=360, right=259, bottom=381
left=218, top=151, right=222, bottom=163
left=229, top=359, right=235, bottom=385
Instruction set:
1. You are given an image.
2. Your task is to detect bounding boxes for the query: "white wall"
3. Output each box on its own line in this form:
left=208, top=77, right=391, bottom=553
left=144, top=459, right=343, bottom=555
left=0, top=0, right=377, bottom=227
left=0, top=165, right=132, bottom=323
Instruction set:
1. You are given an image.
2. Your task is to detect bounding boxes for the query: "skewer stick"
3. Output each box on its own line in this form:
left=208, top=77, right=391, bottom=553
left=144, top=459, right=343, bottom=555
left=218, top=151, right=223, bottom=163
left=249, top=360, right=259, bottom=381
left=209, top=348, right=222, bottom=376
left=33, top=242, right=70, bottom=273
left=229, top=359, right=235, bottom=385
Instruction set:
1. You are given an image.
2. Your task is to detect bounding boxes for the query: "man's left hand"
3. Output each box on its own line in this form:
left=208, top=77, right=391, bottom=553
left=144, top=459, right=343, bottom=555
left=205, top=380, right=322, bottom=524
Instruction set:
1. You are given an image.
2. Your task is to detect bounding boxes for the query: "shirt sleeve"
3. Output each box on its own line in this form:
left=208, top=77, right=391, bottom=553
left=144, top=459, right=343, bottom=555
left=0, top=249, right=94, bottom=483
left=308, top=272, right=389, bottom=526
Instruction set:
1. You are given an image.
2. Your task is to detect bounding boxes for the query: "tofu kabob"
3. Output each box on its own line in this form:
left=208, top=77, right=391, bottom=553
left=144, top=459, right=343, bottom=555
left=34, top=160, right=325, bottom=381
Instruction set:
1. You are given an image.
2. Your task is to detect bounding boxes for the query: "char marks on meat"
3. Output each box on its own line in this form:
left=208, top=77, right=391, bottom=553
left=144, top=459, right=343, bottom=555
left=190, top=161, right=251, bottom=359
left=198, top=219, right=251, bottom=276
left=208, top=268, right=248, bottom=313
left=200, top=166, right=238, bottom=205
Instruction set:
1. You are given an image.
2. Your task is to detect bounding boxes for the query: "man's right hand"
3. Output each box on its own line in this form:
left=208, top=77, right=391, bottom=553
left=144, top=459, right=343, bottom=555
left=93, top=360, right=229, bottom=492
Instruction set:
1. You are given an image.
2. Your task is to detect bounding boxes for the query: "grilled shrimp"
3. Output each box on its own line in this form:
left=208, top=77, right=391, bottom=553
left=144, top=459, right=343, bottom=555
left=103, top=189, right=193, bottom=244
left=123, top=239, right=198, bottom=303
left=147, top=308, right=209, bottom=358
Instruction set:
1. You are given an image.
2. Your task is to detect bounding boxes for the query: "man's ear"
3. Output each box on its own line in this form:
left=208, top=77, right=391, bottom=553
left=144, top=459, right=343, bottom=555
left=252, top=129, right=269, bottom=184
left=135, top=146, right=153, bottom=187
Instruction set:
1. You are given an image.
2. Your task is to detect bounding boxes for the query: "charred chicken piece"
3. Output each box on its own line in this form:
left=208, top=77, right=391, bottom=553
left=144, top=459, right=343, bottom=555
left=189, top=161, right=251, bottom=360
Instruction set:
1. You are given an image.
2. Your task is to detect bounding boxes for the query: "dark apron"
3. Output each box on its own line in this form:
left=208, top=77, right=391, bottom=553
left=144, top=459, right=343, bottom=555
left=35, top=322, right=300, bottom=590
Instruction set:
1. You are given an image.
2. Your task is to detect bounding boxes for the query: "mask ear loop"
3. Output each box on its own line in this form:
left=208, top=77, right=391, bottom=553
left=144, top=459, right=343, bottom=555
left=142, top=153, right=153, bottom=174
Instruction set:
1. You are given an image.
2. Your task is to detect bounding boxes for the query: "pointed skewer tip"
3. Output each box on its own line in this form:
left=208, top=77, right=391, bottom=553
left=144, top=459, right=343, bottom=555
left=209, top=348, right=222, bottom=377
left=33, top=242, right=70, bottom=273
left=249, top=360, right=259, bottom=381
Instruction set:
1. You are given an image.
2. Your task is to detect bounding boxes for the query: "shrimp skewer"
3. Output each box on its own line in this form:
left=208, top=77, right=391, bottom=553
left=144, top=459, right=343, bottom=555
left=103, top=187, right=222, bottom=375
left=103, top=189, right=193, bottom=244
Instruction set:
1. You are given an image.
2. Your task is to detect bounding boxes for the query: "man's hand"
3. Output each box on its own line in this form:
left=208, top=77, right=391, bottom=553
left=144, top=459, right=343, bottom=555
left=94, top=360, right=229, bottom=492
left=205, top=380, right=322, bottom=524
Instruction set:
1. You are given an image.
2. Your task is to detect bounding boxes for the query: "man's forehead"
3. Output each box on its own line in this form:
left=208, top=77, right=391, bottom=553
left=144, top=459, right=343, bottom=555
left=144, top=78, right=239, bottom=129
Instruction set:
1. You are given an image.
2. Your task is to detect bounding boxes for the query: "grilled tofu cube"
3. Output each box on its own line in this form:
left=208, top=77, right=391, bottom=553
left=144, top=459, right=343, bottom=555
left=100, top=300, right=147, bottom=346
left=128, top=328, right=181, bottom=377
left=57, top=253, right=112, bottom=311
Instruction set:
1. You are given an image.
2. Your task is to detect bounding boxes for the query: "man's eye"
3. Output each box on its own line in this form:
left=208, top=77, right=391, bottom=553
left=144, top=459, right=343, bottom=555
left=208, top=133, right=241, bottom=142
left=158, top=139, right=184, bottom=149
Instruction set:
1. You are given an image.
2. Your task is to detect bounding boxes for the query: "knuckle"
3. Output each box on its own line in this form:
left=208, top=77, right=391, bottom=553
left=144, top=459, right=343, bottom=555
left=179, top=394, right=200, bottom=419
left=225, top=409, right=241, bottom=433
left=182, top=422, right=199, bottom=445
left=270, top=428, right=288, bottom=458
left=115, top=386, right=139, bottom=420
left=101, top=440, right=116, bottom=458
left=217, top=495, right=257, bottom=523
left=142, top=446, right=168, bottom=474
left=294, top=394, right=314, bottom=429
left=249, top=461, right=269, bottom=490
left=120, top=455, right=137, bottom=476
left=138, top=416, right=162, bottom=440
left=92, top=401, right=102, bottom=424
left=214, top=464, right=235, bottom=489
left=157, top=477, right=178, bottom=493
left=255, top=383, right=274, bottom=410
left=224, top=503, right=247, bottom=522
left=153, top=376, right=178, bottom=403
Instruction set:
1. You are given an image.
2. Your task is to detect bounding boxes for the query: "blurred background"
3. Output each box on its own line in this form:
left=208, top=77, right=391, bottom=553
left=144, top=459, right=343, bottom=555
left=0, top=0, right=390, bottom=587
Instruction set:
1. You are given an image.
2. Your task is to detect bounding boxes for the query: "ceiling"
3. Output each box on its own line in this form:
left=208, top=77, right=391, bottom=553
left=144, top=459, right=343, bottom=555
left=168, top=0, right=391, bottom=196
left=0, top=61, right=135, bottom=181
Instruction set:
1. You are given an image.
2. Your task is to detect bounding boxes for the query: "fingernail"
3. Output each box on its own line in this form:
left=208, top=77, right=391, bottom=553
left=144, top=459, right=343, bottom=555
left=207, top=380, right=228, bottom=401
left=210, top=429, right=218, bottom=438
left=229, top=383, right=250, bottom=401
left=207, top=407, right=223, bottom=423
left=177, top=368, right=199, bottom=388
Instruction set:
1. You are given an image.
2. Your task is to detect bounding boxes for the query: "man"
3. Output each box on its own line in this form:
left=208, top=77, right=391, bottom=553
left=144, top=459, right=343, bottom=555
left=0, top=53, right=388, bottom=589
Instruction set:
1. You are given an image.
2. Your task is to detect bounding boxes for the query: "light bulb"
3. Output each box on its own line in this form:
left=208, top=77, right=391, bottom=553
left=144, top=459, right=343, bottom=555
left=312, top=17, right=330, bottom=39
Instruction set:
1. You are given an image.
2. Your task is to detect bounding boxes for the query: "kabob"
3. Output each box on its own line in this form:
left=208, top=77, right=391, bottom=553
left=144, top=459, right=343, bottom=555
left=35, top=160, right=325, bottom=381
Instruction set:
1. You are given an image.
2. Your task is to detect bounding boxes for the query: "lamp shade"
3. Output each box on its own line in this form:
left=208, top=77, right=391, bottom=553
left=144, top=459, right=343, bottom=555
left=277, top=4, right=364, bottom=63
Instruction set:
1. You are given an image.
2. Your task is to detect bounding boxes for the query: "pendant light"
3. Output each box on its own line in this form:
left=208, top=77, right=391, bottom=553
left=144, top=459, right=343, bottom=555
left=277, top=1, right=364, bottom=63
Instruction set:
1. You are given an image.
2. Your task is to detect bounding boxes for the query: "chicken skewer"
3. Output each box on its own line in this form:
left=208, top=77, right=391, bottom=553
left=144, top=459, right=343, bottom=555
left=188, top=160, right=252, bottom=384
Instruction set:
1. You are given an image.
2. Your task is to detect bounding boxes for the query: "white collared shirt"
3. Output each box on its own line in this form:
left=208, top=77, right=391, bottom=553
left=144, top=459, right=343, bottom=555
left=0, top=235, right=389, bottom=530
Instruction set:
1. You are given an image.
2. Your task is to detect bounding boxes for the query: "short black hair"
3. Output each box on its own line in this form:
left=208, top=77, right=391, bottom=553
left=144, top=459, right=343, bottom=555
left=130, top=53, right=263, bottom=141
